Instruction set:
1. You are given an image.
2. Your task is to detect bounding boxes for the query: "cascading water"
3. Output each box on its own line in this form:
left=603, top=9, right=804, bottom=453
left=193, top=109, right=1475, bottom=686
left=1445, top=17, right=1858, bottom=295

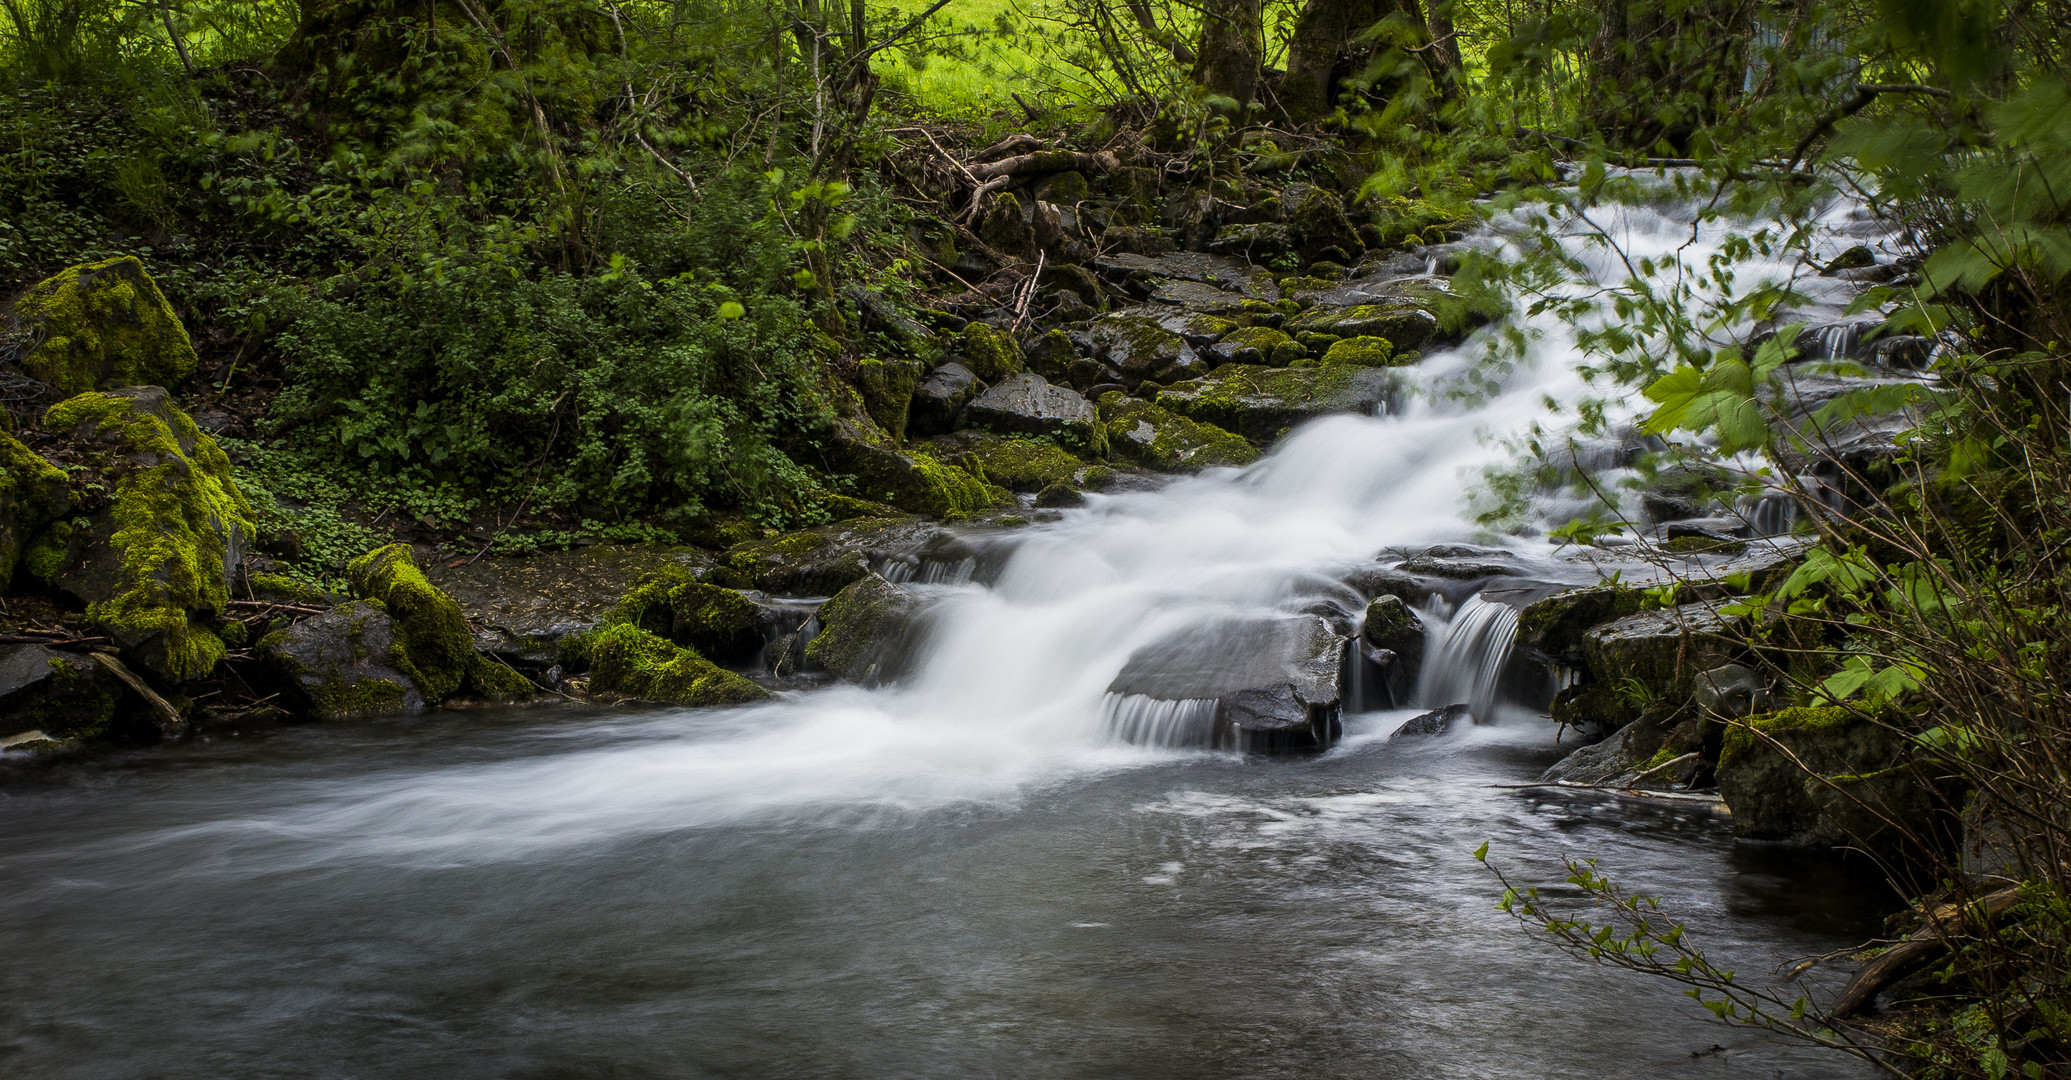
left=0, top=184, right=1905, bottom=1079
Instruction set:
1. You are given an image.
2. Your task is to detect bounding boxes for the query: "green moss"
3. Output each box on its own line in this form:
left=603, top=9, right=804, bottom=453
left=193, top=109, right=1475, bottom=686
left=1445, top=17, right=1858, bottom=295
left=13, top=257, right=199, bottom=398
left=1219, top=326, right=1292, bottom=353
left=803, top=575, right=915, bottom=681
left=608, top=564, right=766, bottom=659
left=1098, top=392, right=1260, bottom=472
left=310, top=674, right=409, bottom=716
left=1321, top=336, right=1397, bottom=367
left=348, top=543, right=519, bottom=702
left=1720, top=706, right=1852, bottom=767
left=1295, top=332, right=1341, bottom=352
left=571, top=622, right=770, bottom=707
left=930, top=432, right=1086, bottom=493
left=1150, top=363, right=1363, bottom=443
left=43, top=390, right=252, bottom=681
left=956, top=322, right=1024, bottom=382
left=0, top=433, right=71, bottom=588
left=248, top=572, right=343, bottom=607
left=855, top=357, right=924, bottom=441
left=1267, top=341, right=1309, bottom=365
left=1, top=652, right=118, bottom=741
left=1661, top=535, right=1749, bottom=556
left=910, top=451, right=1011, bottom=518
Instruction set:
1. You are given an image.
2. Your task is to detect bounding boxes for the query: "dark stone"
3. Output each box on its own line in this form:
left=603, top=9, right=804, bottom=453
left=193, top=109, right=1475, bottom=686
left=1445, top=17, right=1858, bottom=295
left=1717, top=707, right=1935, bottom=851
left=803, top=574, right=927, bottom=684
left=1392, top=703, right=1469, bottom=738
left=909, top=362, right=980, bottom=437
left=1153, top=363, right=1399, bottom=444
left=426, top=545, right=714, bottom=666
left=712, top=516, right=947, bottom=597
left=1207, top=222, right=1294, bottom=260
left=1087, top=314, right=1192, bottom=382
left=1396, top=554, right=1522, bottom=579
left=258, top=601, right=427, bottom=717
left=1692, top=663, right=1772, bottom=718
left=0, top=644, right=121, bottom=744
left=1361, top=595, right=1425, bottom=668
left=965, top=373, right=1101, bottom=446
left=1107, top=614, right=1347, bottom=753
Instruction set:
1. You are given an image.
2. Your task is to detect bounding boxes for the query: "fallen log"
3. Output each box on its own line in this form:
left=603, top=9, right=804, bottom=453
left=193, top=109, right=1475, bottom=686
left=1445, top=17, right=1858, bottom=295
left=1831, top=886, right=2022, bottom=1016
left=89, top=651, right=184, bottom=732
left=971, top=132, right=1043, bottom=164
left=967, top=149, right=1120, bottom=181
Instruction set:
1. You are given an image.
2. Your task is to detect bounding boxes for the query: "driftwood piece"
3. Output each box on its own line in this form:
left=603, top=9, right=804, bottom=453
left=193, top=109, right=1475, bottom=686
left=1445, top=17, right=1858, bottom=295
left=1832, top=887, right=2022, bottom=1016
left=89, top=651, right=184, bottom=731
left=967, top=149, right=1120, bottom=182
left=971, top=132, right=1043, bottom=164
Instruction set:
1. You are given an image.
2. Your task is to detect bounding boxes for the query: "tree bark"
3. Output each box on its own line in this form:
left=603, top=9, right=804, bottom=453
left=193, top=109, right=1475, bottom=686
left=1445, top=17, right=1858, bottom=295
left=1193, top=0, right=1262, bottom=106
left=1278, top=0, right=1406, bottom=123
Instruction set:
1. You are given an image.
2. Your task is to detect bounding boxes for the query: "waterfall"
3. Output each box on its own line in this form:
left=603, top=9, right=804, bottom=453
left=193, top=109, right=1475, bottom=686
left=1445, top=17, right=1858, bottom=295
left=1102, top=694, right=1224, bottom=749
left=1414, top=596, right=1520, bottom=722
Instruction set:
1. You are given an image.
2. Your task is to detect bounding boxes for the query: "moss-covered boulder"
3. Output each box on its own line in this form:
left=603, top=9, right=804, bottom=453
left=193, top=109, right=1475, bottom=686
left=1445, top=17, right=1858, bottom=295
left=964, top=373, right=1104, bottom=453
left=926, top=430, right=1090, bottom=493
left=1286, top=301, right=1437, bottom=352
left=1320, top=336, right=1397, bottom=367
left=1098, top=393, right=1258, bottom=472
left=0, top=433, right=72, bottom=590
left=1516, top=585, right=1644, bottom=664
left=805, top=573, right=924, bottom=684
left=10, top=257, right=199, bottom=399
left=1280, top=183, right=1361, bottom=264
left=0, top=643, right=122, bottom=744
left=708, top=515, right=943, bottom=596
left=564, top=622, right=769, bottom=707
left=1218, top=325, right=1293, bottom=361
left=257, top=600, right=427, bottom=717
left=855, top=357, right=925, bottom=442
left=1580, top=601, right=1743, bottom=702
left=1087, top=314, right=1189, bottom=384
left=1717, top=706, right=1935, bottom=850
left=37, top=387, right=252, bottom=682
left=348, top=543, right=530, bottom=703
left=1152, top=363, right=1397, bottom=445
left=609, top=564, right=768, bottom=664
left=822, top=415, right=1009, bottom=519
left=956, top=322, right=1024, bottom=383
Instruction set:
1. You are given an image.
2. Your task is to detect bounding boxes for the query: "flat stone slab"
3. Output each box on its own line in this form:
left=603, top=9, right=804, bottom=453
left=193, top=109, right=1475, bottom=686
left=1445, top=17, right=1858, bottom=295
left=426, top=545, right=713, bottom=662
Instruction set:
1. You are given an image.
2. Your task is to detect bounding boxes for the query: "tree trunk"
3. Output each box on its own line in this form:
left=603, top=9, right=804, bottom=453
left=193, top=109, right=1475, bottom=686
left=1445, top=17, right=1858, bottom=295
left=1278, top=0, right=1405, bottom=123
left=1425, top=0, right=1460, bottom=84
left=1193, top=0, right=1262, bottom=106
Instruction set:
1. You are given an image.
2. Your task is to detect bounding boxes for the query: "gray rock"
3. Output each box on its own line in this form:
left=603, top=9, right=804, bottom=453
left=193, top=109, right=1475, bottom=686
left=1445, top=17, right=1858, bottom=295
left=1538, top=735, right=1641, bottom=785
left=1396, top=554, right=1523, bottom=579
left=714, top=516, right=948, bottom=597
left=1153, top=363, right=1399, bottom=444
left=1086, top=315, right=1192, bottom=382
left=1091, top=252, right=1281, bottom=299
left=1392, top=703, right=1469, bottom=738
left=965, top=373, right=1099, bottom=443
left=1718, top=708, right=1933, bottom=851
left=0, top=644, right=122, bottom=743
left=258, top=601, right=427, bottom=717
left=1108, top=614, right=1347, bottom=752
left=1362, top=594, right=1425, bottom=674
left=909, top=362, right=980, bottom=437
left=1207, top=222, right=1294, bottom=260
left=1582, top=601, right=1744, bottom=699
left=1692, top=663, right=1772, bottom=718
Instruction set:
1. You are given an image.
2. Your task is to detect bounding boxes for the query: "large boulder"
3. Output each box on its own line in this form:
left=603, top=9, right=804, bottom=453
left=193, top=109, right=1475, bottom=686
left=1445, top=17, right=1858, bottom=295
left=1280, top=183, right=1361, bottom=264
left=0, top=433, right=72, bottom=589
left=821, top=415, right=1009, bottom=519
left=0, top=644, right=122, bottom=745
left=607, top=565, right=772, bottom=665
left=1360, top=594, right=1425, bottom=705
left=257, top=600, right=428, bottom=717
left=954, top=321, right=1024, bottom=382
left=9, top=256, right=199, bottom=399
left=1516, top=585, right=1644, bottom=664
left=854, top=357, right=924, bottom=441
left=964, top=373, right=1102, bottom=451
left=565, top=622, right=769, bottom=707
left=1107, top=615, right=1348, bottom=753
left=1097, top=393, right=1257, bottom=473
left=1717, top=706, right=1935, bottom=850
left=1153, top=363, right=1398, bottom=444
left=1086, top=315, right=1194, bottom=385
left=925, top=429, right=1093, bottom=493
left=908, top=362, right=980, bottom=437
left=348, top=544, right=531, bottom=703
left=34, top=388, right=252, bottom=682
left=804, top=574, right=927, bottom=684
left=1581, top=601, right=1743, bottom=700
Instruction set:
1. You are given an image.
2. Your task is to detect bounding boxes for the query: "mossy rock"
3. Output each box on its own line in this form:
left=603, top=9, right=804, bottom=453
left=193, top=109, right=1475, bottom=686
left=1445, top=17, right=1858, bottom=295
left=0, top=432, right=72, bottom=590
left=1285, top=302, right=1437, bottom=351
left=956, top=321, right=1025, bottom=383
left=1098, top=393, right=1258, bottom=473
left=1024, top=329, right=1080, bottom=384
left=855, top=357, right=925, bottom=442
left=1717, top=706, right=1934, bottom=849
left=1151, top=363, right=1395, bottom=445
left=11, top=256, right=199, bottom=399
left=1219, top=326, right=1292, bottom=354
left=1579, top=601, right=1742, bottom=701
left=247, top=571, right=347, bottom=608
left=804, top=574, right=923, bottom=683
left=821, top=415, right=1010, bottom=520
left=1281, top=183, right=1361, bottom=263
left=1320, top=336, right=1397, bottom=367
left=926, top=430, right=1087, bottom=493
left=1660, top=534, right=1748, bottom=557
left=349, top=543, right=525, bottom=703
left=565, top=622, right=769, bottom=707
left=0, top=644, right=122, bottom=742
left=39, top=387, right=252, bottom=682
left=256, top=600, right=424, bottom=718
left=610, top=565, right=767, bottom=664
left=711, top=515, right=938, bottom=596
left=1516, top=585, right=1644, bottom=663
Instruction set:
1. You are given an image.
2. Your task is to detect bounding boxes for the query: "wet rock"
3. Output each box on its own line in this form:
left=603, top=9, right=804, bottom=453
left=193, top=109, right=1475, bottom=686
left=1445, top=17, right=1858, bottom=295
left=1153, top=363, right=1398, bottom=444
left=1516, top=585, right=1644, bottom=664
left=1717, top=706, right=1933, bottom=851
left=1338, top=565, right=1442, bottom=606
left=566, top=622, right=769, bottom=707
left=1392, top=703, right=1469, bottom=738
left=1395, top=554, right=1522, bottom=580
left=804, top=574, right=927, bottom=684
left=1540, top=706, right=1713, bottom=787
left=0, top=433, right=73, bottom=589
left=1207, top=222, right=1294, bottom=260
left=1285, top=301, right=1439, bottom=352
left=1280, top=183, right=1361, bottom=264
left=258, top=600, right=427, bottom=717
left=606, top=566, right=778, bottom=666
left=1537, top=734, right=1639, bottom=784
left=1107, top=614, right=1347, bottom=753
left=965, top=373, right=1101, bottom=448
left=710, top=516, right=946, bottom=596
left=1103, top=225, right=1173, bottom=255
left=36, top=387, right=252, bottom=682
left=926, top=429, right=1091, bottom=492
left=1097, top=392, right=1258, bottom=473
left=1148, top=309, right=1240, bottom=347
left=1582, top=601, right=1744, bottom=699
left=426, top=545, right=714, bottom=666
left=10, top=256, right=199, bottom=400
left=0, top=644, right=122, bottom=744
left=1692, top=663, right=1771, bottom=718
left=1087, top=314, right=1192, bottom=382
left=1023, top=330, right=1081, bottom=384
left=909, top=362, right=980, bottom=437
left=1820, top=245, right=1877, bottom=275
left=1361, top=595, right=1425, bottom=667
left=1091, top=252, right=1281, bottom=301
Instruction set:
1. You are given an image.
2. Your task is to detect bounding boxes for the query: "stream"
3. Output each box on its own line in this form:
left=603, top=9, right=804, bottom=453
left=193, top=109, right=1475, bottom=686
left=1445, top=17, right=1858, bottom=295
left=0, top=188, right=1901, bottom=1078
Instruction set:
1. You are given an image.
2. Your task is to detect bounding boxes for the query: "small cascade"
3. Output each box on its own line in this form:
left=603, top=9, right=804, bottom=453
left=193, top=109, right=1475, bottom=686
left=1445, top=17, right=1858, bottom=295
left=1102, top=693, right=1224, bottom=749
left=1738, top=491, right=1800, bottom=536
left=1414, top=596, right=1520, bottom=721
